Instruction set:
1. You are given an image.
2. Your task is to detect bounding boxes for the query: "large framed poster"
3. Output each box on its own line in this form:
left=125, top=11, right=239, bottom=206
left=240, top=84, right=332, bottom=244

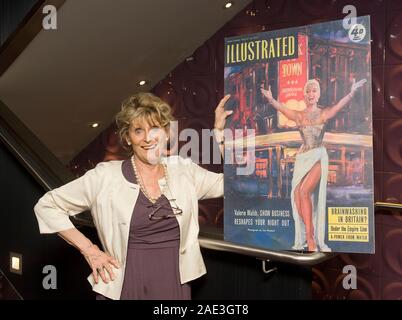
left=224, top=16, right=374, bottom=253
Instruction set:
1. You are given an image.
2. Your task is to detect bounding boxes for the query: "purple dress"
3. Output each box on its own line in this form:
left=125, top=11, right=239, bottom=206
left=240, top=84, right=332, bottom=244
left=96, top=160, right=191, bottom=300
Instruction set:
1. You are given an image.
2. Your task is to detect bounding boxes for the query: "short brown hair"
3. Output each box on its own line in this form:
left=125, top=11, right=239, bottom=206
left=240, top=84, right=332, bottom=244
left=115, top=92, right=174, bottom=150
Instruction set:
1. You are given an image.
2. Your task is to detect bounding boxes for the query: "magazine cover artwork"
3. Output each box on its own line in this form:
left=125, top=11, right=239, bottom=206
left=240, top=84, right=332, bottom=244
left=224, top=16, right=374, bottom=253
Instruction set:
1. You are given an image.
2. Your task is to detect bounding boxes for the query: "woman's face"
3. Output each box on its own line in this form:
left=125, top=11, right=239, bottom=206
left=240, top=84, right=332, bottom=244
left=127, top=118, right=168, bottom=165
left=304, top=84, right=320, bottom=106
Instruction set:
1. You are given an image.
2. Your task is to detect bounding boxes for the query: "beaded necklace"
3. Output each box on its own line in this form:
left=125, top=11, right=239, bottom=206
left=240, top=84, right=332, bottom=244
left=130, top=156, right=167, bottom=204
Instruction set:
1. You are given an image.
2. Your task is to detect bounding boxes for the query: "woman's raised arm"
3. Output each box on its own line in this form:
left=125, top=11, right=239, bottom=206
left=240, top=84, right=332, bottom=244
left=261, top=86, right=298, bottom=121
left=323, top=79, right=367, bottom=121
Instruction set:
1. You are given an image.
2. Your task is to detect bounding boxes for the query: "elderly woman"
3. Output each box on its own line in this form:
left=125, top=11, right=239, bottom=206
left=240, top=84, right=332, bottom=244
left=261, top=78, right=366, bottom=252
left=34, top=92, right=231, bottom=300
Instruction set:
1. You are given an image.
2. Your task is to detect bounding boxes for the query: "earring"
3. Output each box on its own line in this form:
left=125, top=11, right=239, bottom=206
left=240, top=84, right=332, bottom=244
left=127, top=141, right=131, bottom=145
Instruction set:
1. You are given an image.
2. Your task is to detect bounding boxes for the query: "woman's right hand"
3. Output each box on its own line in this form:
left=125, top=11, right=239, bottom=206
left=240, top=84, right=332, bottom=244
left=261, top=85, right=273, bottom=102
left=81, top=244, right=120, bottom=284
left=214, top=94, right=232, bottom=131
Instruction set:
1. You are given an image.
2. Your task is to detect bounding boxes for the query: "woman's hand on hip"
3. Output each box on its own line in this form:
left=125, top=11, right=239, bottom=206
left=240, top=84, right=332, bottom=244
left=214, top=94, right=233, bottom=131
left=81, top=244, right=120, bottom=284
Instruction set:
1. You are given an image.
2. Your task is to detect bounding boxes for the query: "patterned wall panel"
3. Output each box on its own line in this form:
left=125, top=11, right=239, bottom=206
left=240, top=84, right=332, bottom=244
left=152, top=76, right=183, bottom=118
left=180, top=76, right=217, bottom=119
left=172, top=39, right=216, bottom=77
left=297, top=0, right=338, bottom=18
left=333, top=272, right=380, bottom=300
left=382, top=120, right=402, bottom=174
left=199, top=199, right=225, bottom=229
left=382, top=281, right=402, bottom=299
left=385, top=11, right=402, bottom=64
left=313, top=262, right=381, bottom=299
left=374, top=172, right=383, bottom=203
left=335, top=0, right=386, bottom=15
left=68, top=0, right=402, bottom=300
left=382, top=225, right=402, bottom=279
left=384, top=65, right=402, bottom=118
left=372, top=66, right=384, bottom=118
left=383, top=172, right=402, bottom=203
left=388, top=0, right=402, bottom=11
left=312, top=268, right=332, bottom=299
left=381, top=205, right=402, bottom=228
left=373, top=119, right=383, bottom=172
left=370, top=13, right=386, bottom=66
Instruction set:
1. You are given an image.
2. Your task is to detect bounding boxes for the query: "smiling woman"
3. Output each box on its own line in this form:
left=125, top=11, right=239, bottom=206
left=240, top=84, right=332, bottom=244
left=116, top=93, right=174, bottom=166
left=33, top=92, right=233, bottom=300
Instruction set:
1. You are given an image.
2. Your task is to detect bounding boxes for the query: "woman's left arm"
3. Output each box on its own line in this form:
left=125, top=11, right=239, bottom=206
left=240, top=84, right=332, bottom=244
left=186, top=94, right=232, bottom=200
left=188, top=160, right=224, bottom=200
left=213, top=94, right=233, bottom=157
left=323, top=79, right=367, bottom=121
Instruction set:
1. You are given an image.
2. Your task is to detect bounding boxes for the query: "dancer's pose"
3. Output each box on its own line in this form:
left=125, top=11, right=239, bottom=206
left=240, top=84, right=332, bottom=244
left=262, top=78, right=367, bottom=251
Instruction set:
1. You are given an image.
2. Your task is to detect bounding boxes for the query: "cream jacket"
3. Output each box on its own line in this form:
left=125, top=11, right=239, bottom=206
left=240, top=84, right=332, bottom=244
left=34, top=156, right=223, bottom=300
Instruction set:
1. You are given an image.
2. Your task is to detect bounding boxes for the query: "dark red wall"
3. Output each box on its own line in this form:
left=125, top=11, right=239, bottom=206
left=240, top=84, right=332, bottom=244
left=69, top=0, right=402, bottom=300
